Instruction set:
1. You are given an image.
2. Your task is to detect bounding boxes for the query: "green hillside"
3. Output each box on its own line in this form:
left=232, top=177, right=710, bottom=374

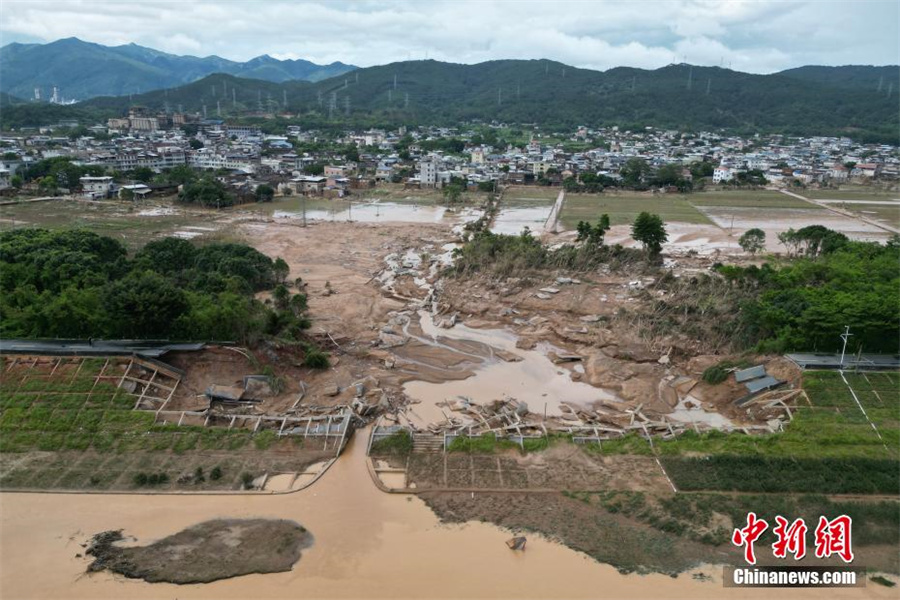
left=3, top=59, right=897, bottom=142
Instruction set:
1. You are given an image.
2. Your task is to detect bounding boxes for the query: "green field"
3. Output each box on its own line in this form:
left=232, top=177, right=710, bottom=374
left=559, top=192, right=711, bottom=228
left=687, top=190, right=816, bottom=209
left=833, top=203, right=900, bottom=229
left=0, top=356, right=323, bottom=491
left=802, top=188, right=899, bottom=201
left=503, top=186, right=560, bottom=200
left=586, top=370, right=900, bottom=494
left=0, top=198, right=232, bottom=250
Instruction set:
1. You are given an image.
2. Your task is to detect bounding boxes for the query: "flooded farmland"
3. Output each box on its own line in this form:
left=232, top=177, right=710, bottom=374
left=3, top=431, right=892, bottom=599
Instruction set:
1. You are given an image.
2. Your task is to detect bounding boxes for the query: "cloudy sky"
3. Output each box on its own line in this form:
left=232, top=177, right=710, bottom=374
left=1, top=0, right=897, bottom=73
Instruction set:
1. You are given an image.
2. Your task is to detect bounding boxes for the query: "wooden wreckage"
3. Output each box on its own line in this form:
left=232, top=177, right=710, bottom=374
left=94, top=355, right=357, bottom=456
left=377, top=382, right=802, bottom=452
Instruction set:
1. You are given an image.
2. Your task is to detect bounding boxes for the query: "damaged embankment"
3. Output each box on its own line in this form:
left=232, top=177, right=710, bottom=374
left=85, top=518, right=311, bottom=584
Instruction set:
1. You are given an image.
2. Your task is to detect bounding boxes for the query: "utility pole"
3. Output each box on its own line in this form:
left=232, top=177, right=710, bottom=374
left=839, top=326, right=853, bottom=368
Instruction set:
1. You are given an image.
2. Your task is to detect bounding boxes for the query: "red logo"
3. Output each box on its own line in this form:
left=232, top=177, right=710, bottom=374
left=814, top=515, right=854, bottom=563
left=732, top=512, right=768, bottom=565
left=733, top=513, right=854, bottom=564
left=772, top=516, right=808, bottom=560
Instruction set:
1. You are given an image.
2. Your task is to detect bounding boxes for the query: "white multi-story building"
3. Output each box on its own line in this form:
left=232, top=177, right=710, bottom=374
left=712, top=166, right=733, bottom=183
left=418, top=159, right=437, bottom=187
left=80, top=176, right=114, bottom=199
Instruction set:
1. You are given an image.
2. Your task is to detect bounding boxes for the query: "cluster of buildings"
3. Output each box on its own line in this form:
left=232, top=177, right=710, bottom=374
left=1, top=116, right=897, bottom=197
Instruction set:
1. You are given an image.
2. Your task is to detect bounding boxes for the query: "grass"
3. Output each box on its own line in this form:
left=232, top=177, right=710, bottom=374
left=503, top=186, right=560, bottom=200
left=369, top=430, right=413, bottom=456
left=832, top=203, right=900, bottom=229
left=559, top=192, right=711, bottom=228
left=661, top=455, right=899, bottom=494
left=801, top=188, right=898, bottom=201
left=0, top=357, right=328, bottom=491
left=687, top=190, right=817, bottom=209
left=0, top=197, right=223, bottom=251
left=447, top=433, right=520, bottom=453
left=589, top=490, right=899, bottom=550
left=579, top=370, right=899, bottom=494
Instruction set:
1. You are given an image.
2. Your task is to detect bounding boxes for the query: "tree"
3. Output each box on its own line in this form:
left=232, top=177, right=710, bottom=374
left=620, top=158, right=650, bottom=187
left=272, top=284, right=290, bottom=311
left=738, top=228, right=766, bottom=255
left=130, top=167, right=154, bottom=183
left=178, top=177, right=232, bottom=208
left=255, top=184, right=275, bottom=203
left=442, top=182, right=464, bottom=205
left=631, top=212, right=668, bottom=255
left=576, top=214, right=611, bottom=247
left=304, top=162, right=325, bottom=176
left=165, top=164, right=197, bottom=185
left=10, top=175, right=23, bottom=189
left=273, top=257, right=289, bottom=284
left=189, top=139, right=204, bottom=150
left=103, top=271, right=190, bottom=338
left=134, top=237, right=197, bottom=275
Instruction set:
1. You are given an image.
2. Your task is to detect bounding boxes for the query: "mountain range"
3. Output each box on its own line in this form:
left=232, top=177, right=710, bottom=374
left=0, top=38, right=897, bottom=143
left=0, top=37, right=356, bottom=99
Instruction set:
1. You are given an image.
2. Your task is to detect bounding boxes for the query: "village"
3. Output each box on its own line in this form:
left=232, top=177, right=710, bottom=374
left=0, top=107, right=898, bottom=202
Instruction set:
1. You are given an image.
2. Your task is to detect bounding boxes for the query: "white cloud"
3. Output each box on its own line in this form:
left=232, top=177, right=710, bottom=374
left=0, top=0, right=896, bottom=73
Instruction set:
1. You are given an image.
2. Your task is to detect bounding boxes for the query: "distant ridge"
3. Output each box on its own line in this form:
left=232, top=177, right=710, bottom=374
left=0, top=37, right=357, bottom=100
left=1, top=47, right=896, bottom=142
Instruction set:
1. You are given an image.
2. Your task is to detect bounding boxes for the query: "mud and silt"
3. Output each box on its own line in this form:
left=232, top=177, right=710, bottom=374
left=85, top=519, right=311, bottom=584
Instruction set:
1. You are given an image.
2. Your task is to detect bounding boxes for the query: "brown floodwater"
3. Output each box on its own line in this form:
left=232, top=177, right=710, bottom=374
left=403, top=311, right=619, bottom=426
left=0, top=432, right=893, bottom=599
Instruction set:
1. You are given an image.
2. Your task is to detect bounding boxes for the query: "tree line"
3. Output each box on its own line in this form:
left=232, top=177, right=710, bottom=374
left=0, top=229, right=328, bottom=366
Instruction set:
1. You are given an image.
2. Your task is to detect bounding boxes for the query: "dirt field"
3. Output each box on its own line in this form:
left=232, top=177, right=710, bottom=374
left=402, top=446, right=670, bottom=492
left=85, top=518, right=311, bottom=583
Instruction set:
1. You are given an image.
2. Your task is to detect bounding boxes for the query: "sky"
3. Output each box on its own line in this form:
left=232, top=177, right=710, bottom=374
left=0, top=0, right=897, bottom=73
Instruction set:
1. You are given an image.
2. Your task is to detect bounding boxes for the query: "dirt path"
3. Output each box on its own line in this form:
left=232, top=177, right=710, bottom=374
left=780, top=189, right=900, bottom=234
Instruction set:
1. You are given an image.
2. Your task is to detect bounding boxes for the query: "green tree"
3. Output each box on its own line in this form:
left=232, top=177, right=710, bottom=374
left=273, top=257, right=289, bottom=284
left=255, top=184, right=275, bottom=203
left=442, top=182, right=464, bottom=205
left=134, top=237, right=197, bottom=275
left=631, top=212, right=668, bottom=255
left=10, top=174, right=23, bottom=189
left=189, top=139, right=204, bottom=150
left=130, top=167, right=154, bottom=183
left=103, top=271, right=190, bottom=338
left=620, top=158, right=650, bottom=187
left=576, top=214, right=611, bottom=246
left=738, top=228, right=766, bottom=255
left=179, top=177, right=233, bottom=208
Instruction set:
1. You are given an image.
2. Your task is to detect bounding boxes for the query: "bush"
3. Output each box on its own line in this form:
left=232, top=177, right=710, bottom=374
left=661, top=456, right=900, bottom=494
left=369, top=430, right=413, bottom=455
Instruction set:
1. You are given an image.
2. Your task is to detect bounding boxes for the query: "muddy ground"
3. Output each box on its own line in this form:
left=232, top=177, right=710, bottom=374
left=420, top=491, right=714, bottom=575
left=421, top=492, right=900, bottom=576
left=85, top=518, right=311, bottom=584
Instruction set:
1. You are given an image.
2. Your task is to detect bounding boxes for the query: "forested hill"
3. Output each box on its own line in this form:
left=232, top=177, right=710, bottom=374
left=4, top=59, right=898, bottom=142
left=0, top=37, right=356, bottom=100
